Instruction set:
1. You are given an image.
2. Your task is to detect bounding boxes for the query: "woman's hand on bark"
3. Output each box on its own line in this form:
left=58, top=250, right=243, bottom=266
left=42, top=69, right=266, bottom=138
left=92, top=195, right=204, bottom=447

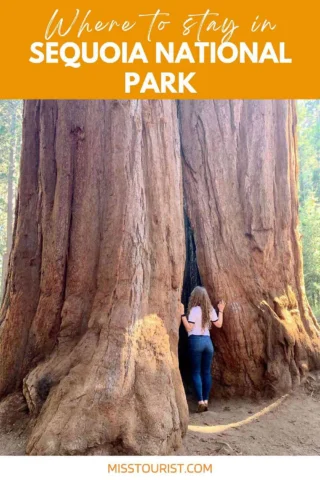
left=179, top=302, right=185, bottom=317
left=218, top=300, right=226, bottom=312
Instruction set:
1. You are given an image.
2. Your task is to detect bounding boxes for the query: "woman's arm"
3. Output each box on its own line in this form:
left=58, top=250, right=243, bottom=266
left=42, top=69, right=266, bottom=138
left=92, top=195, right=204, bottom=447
left=212, top=300, right=226, bottom=328
left=180, top=303, right=194, bottom=333
left=181, top=314, right=194, bottom=333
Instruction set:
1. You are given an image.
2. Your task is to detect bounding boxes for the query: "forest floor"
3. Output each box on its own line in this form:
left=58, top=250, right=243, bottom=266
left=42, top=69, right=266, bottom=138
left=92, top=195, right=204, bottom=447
left=179, top=373, right=320, bottom=456
left=0, top=374, right=320, bottom=456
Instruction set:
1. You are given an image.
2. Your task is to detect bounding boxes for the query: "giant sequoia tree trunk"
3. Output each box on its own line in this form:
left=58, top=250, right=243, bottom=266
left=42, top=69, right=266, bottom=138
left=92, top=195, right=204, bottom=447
left=179, top=100, right=320, bottom=396
left=0, top=100, right=188, bottom=455
left=0, top=100, right=319, bottom=455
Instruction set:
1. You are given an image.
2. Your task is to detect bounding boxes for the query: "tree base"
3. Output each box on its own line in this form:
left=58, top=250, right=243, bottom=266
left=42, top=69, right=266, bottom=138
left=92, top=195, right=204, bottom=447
left=22, top=315, right=187, bottom=455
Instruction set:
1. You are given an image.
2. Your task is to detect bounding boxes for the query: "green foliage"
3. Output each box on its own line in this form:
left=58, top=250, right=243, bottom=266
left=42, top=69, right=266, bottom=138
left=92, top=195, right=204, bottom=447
left=298, top=100, right=320, bottom=319
left=0, top=100, right=23, bottom=283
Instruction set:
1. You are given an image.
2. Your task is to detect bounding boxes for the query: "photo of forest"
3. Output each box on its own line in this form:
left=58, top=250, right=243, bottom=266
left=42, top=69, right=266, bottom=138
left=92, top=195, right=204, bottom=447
left=0, top=100, right=319, bottom=456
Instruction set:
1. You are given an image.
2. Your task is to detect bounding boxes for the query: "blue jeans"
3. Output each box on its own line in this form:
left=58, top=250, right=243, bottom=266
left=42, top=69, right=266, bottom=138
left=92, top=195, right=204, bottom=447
left=188, top=335, right=214, bottom=402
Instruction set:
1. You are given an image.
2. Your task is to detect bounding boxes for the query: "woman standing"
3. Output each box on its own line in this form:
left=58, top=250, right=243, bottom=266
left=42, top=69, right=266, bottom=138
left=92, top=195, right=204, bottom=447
left=181, top=286, right=225, bottom=412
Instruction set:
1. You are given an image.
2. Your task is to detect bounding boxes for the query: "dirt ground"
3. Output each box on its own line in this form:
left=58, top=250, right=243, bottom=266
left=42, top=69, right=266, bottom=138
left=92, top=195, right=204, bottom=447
left=180, top=375, right=320, bottom=456
left=1, top=376, right=319, bottom=456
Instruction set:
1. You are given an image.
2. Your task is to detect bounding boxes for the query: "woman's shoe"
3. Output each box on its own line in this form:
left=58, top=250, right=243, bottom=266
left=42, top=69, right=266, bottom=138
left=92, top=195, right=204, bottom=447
left=197, top=403, right=206, bottom=413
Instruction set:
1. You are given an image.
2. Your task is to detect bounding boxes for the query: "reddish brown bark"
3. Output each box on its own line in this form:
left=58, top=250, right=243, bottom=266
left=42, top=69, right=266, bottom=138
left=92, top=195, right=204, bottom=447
left=179, top=100, right=320, bottom=396
left=0, top=100, right=187, bottom=455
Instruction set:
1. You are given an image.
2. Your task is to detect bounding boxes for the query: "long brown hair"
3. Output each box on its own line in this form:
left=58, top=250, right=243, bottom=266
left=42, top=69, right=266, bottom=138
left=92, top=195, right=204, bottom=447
left=187, top=286, right=213, bottom=331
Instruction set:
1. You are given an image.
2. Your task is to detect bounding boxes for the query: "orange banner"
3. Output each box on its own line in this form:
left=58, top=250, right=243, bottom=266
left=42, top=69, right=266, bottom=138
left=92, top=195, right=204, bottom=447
left=0, top=0, right=319, bottom=98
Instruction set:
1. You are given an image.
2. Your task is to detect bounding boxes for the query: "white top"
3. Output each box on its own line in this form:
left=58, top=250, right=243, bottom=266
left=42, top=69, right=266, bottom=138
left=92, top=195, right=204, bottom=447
left=188, top=306, right=218, bottom=336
